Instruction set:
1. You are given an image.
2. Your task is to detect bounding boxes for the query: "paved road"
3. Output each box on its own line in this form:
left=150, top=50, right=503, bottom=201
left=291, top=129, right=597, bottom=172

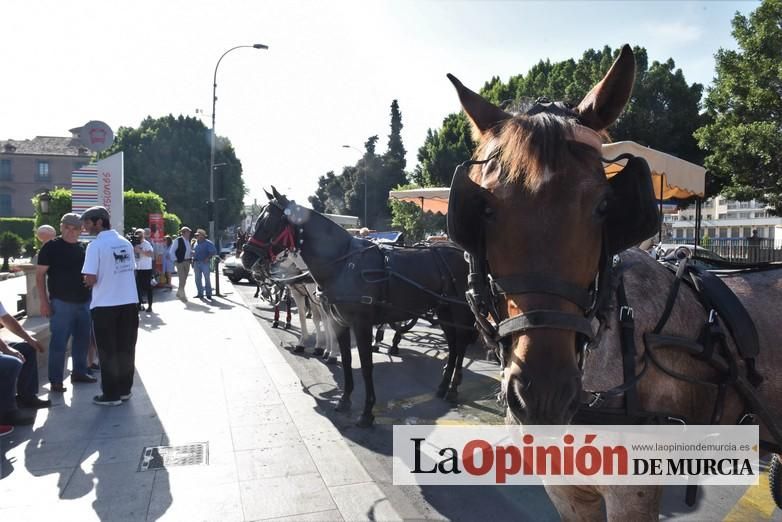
left=231, top=279, right=781, bottom=522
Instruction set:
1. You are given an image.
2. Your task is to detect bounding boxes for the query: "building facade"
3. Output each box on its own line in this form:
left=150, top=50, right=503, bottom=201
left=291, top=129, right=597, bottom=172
left=668, top=196, right=782, bottom=247
left=0, top=134, right=92, bottom=217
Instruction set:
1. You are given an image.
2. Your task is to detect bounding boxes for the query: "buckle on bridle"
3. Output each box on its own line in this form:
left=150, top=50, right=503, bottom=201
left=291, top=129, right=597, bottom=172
left=619, top=305, right=634, bottom=322
left=588, top=392, right=604, bottom=408
left=360, top=296, right=374, bottom=305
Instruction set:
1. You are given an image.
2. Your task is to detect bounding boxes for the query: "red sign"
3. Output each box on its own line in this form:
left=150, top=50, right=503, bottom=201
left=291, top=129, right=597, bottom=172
left=148, top=213, right=165, bottom=273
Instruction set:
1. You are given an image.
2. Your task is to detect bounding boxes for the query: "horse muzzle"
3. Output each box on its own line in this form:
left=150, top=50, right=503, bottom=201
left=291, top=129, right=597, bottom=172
left=502, top=363, right=582, bottom=425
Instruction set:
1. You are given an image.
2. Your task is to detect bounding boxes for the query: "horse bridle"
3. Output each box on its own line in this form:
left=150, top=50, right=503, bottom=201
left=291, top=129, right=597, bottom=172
left=465, top=102, right=614, bottom=371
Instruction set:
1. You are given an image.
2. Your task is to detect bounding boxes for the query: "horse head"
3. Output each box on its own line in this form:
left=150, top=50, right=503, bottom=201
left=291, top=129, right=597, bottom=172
left=448, top=45, right=659, bottom=425
left=241, top=187, right=308, bottom=276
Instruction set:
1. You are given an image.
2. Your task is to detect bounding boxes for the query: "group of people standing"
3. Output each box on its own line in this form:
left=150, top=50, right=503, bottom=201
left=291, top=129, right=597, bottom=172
left=166, top=226, right=218, bottom=300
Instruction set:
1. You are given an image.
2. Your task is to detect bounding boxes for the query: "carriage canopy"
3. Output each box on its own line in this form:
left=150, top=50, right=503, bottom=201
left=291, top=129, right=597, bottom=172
left=388, top=141, right=706, bottom=213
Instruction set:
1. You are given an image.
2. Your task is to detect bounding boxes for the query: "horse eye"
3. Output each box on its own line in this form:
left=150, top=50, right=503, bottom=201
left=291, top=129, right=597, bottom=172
left=595, top=198, right=609, bottom=218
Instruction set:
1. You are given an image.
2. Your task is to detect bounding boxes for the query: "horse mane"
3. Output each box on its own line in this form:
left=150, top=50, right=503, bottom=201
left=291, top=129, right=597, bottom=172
left=473, top=111, right=608, bottom=192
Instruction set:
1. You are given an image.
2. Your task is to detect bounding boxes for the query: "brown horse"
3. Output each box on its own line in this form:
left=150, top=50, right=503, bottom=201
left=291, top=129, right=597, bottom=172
left=446, top=45, right=782, bottom=520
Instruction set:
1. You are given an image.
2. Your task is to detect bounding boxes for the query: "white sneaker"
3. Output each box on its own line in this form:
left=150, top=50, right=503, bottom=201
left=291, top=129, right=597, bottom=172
left=93, top=395, right=122, bottom=406
left=120, top=393, right=132, bottom=401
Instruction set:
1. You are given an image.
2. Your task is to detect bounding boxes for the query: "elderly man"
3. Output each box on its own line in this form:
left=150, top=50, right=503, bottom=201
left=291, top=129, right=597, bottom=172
left=36, top=213, right=96, bottom=392
left=192, top=229, right=217, bottom=299
left=169, top=227, right=193, bottom=300
left=36, top=225, right=56, bottom=245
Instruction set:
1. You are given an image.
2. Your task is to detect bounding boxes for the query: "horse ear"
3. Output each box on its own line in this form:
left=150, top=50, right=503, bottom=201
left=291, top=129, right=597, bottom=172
left=264, top=189, right=274, bottom=200
left=271, top=186, right=283, bottom=200
left=575, top=45, right=636, bottom=131
left=447, top=74, right=510, bottom=137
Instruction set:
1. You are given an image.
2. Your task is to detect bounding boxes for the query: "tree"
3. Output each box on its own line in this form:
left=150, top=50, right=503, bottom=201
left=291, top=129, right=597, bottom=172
left=124, top=190, right=165, bottom=231
left=694, top=0, right=782, bottom=211
left=414, top=45, right=705, bottom=190
left=389, top=185, right=447, bottom=242
left=0, top=232, right=22, bottom=272
left=100, top=115, right=246, bottom=230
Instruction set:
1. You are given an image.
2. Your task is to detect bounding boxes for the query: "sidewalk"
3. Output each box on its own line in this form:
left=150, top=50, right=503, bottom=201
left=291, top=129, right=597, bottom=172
left=0, top=274, right=401, bottom=521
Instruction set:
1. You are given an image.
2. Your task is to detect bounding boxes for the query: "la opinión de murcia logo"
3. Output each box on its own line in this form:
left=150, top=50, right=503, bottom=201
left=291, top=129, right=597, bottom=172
left=89, top=128, right=107, bottom=145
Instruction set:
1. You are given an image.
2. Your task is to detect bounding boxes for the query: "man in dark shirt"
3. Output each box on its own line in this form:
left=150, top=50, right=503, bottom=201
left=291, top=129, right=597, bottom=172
left=35, top=213, right=96, bottom=392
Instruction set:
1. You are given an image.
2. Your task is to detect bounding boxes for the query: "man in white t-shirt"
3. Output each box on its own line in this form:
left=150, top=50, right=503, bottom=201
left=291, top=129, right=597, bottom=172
left=81, top=206, right=139, bottom=407
left=133, top=228, right=155, bottom=312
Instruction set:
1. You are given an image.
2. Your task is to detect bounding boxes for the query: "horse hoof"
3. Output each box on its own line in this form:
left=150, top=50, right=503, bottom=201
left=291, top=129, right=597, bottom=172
left=326, top=356, right=337, bottom=365
left=293, top=345, right=305, bottom=353
left=445, top=389, right=459, bottom=403
left=388, top=346, right=400, bottom=356
left=435, top=385, right=448, bottom=399
left=313, top=347, right=324, bottom=356
left=335, top=399, right=351, bottom=413
left=284, top=322, right=291, bottom=330
left=357, top=414, right=375, bottom=428
left=372, top=344, right=380, bottom=353
left=271, top=321, right=279, bottom=328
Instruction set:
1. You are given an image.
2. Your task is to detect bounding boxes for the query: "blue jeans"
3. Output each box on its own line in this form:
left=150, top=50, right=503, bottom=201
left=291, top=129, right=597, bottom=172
left=48, top=298, right=91, bottom=383
left=194, top=261, right=212, bottom=297
left=0, top=343, right=38, bottom=417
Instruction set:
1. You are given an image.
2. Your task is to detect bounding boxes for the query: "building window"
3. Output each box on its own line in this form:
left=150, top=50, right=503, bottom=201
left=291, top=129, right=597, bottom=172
left=0, top=194, right=11, bottom=216
left=718, top=213, right=727, bottom=219
left=36, top=161, right=50, bottom=181
left=675, top=229, right=683, bottom=239
left=0, top=159, right=11, bottom=181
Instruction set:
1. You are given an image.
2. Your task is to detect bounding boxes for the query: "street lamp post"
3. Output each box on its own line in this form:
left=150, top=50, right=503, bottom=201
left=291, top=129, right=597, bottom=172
left=341, top=145, right=367, bottom=227
left=210, top=43, right=268, bottom=242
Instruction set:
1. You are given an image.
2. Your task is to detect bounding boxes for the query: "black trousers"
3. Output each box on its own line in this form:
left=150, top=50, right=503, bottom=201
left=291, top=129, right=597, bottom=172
left=91, top=304, right=139, bottom=400
left=136, top=269, right=153, bottom=307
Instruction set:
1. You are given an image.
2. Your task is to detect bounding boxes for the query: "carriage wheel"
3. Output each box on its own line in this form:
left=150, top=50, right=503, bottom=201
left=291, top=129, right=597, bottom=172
left=770, top=453, right=782, bottom=509
left=390, top=318, right=418, bottom=333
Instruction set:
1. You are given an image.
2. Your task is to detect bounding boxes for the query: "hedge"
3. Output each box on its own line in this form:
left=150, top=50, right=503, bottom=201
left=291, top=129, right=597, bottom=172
left=0, top=218, right=35, bottom=241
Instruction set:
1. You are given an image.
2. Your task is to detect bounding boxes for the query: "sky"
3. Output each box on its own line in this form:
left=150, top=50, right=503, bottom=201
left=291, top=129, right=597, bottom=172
left=0, top=0, right=759, bottom=209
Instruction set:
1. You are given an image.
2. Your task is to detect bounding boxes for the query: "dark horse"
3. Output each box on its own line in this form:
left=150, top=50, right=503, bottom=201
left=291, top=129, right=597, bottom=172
left=447, top=45, right=782, bottom=518
left=241, top=189, right=477, bottom=427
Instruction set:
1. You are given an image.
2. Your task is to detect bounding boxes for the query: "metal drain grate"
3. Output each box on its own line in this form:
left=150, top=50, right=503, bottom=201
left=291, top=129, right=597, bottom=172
left=138, top=442, right=209, bottom=472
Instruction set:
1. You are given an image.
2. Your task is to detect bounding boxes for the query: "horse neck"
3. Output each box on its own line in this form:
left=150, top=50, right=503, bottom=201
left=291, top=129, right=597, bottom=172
left=296, top=212, right=353, bottom=282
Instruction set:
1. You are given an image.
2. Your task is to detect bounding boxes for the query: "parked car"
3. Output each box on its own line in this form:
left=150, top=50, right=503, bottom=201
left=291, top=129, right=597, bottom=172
left=222, top=254, right=255, bottom=283
left=658, top=244, right=730, bottom=268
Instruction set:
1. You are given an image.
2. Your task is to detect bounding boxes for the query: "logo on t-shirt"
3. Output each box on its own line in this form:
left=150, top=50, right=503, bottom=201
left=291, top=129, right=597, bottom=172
left=112, top=246, right=134, bottom=274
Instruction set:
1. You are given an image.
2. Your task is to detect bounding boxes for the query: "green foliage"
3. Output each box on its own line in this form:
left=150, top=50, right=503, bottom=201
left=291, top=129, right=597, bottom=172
left=100, top=115, right=247, bottom=231
left=163, top=212, right=182, bottom=236
left=415, top=45, right=704, bottom=189
left=0, top=231, right=23, bottom=271
left=0, top=218, right=34, bottom=241
left=124, top=189, right=166, bottom=231
left=694, top=0, right=782, bottom=212
left=33, top=188, right=73, bottom=230
left=389, top=189, right=447, bottom=243
left=412, top=112, right=475, bottom=187
left=310, top=101, right=410, bottom=229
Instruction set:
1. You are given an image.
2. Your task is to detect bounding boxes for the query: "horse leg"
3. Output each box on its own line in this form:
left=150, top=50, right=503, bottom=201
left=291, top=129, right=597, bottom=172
left=310, top=297, right=325, bottom=356
left=334, top=323, right=353, bottom=412
left=291, top=287, right=308, bottom=353
left=355, top=322, right=376, bottom=427
left=544, top=485, right=605, bottom=522
left=272, top=304, right=279, bottom=328
left=373, top=325, right=384, bottom=353
left=322, top=307, right=338, bottom=364
left=253, top=282, right=260, bottom=299
left=436, top=324, right=459, bottom=399
left=284, top=289, right=292, bottom=329
left=389, top=330, right=403, bottom=356
left=446, top=347, right=466, bottom=402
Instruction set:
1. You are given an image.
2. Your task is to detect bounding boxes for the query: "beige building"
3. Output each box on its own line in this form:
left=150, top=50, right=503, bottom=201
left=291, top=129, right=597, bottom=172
left=0, top=134, right=92, bottom=217
left=667, top=195, right=782, bottom=247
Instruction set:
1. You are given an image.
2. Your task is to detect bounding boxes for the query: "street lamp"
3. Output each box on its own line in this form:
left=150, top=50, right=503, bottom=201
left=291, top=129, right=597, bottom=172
left=210, top=43, right=268, bottom=241
left=38, top=191, right=52, bottom=216
left=342, top=144, right=367, bottom=227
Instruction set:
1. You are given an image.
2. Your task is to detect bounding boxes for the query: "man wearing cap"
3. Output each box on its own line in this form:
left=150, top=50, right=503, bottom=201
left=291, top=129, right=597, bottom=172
left=192, top=229, right=217, bottom=299
left=81, top=206, right=139, bottom=406
left=169, top=227, right=193, bottom=299
left=36, top=213, right=96, bottom=392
